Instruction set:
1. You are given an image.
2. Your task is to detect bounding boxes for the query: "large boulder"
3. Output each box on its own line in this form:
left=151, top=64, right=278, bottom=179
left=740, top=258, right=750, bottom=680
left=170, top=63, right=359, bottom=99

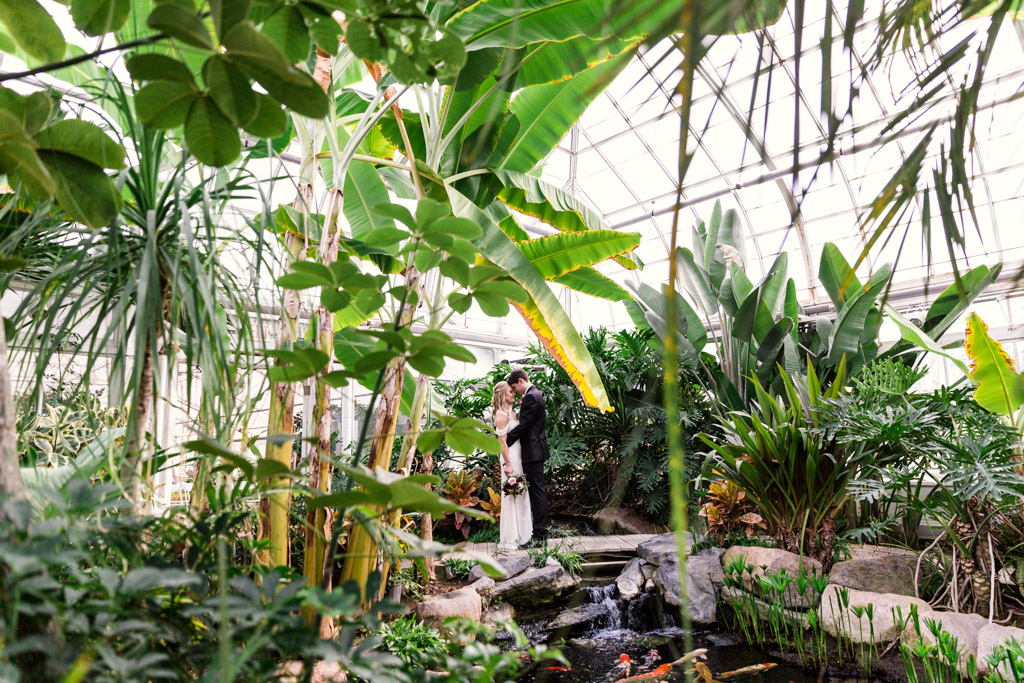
left=488, top=565, right=580, bottom=612
left=279, top=662, right=347, bottom=682
left=593, top=507, right=666, bottom=535
left=616, top=558, right=654, bottom=601
left=829, top=554, right=918, bottom=597
left=652, top=548, right=725, bottom=624
left=977, top=623, right=1024, bottom=678
left=547, top=602, right=616, bottom=636
left=903, top=611, right=988, bottom=676
left=820, top=584, right=933, bottom=644
left=467, top=555, right=532, bottom=583
left=636, top=532, right=694, bottom=565
left=722, top=546, right=824, bottom=609
left=415, top=586, right=482, bottom=625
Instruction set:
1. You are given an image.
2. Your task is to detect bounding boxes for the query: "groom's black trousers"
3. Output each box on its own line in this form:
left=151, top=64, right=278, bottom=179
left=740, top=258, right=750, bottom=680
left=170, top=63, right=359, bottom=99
left=522, top=460, right=549, bottom=539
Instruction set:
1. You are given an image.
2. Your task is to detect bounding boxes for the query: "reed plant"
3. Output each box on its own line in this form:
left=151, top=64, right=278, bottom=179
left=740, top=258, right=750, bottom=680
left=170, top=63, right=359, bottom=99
left=895, top=606, right=978, bottom=683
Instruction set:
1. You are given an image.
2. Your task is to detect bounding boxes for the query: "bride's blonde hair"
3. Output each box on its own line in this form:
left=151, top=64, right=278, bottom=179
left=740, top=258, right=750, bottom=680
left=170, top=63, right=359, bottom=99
left=491, top=381, right=513, bottom=423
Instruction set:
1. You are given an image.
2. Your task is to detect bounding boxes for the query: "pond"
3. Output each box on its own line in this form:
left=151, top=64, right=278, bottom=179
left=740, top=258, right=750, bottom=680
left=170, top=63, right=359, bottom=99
left=519, top=626, right=853, bottom=682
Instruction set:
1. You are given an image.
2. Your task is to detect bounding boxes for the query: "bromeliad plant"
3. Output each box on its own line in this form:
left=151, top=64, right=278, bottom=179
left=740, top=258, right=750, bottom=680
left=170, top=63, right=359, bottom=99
left=701, top=359, right=870, bottom=571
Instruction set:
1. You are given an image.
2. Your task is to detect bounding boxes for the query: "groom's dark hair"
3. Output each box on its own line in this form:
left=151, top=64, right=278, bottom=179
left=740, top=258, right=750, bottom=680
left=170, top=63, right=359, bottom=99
left=507, top=369, right=528, bottom=386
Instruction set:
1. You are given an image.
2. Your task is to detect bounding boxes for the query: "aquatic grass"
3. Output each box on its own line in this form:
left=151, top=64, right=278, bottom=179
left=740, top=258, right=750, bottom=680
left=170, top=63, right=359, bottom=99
left=987, top=637, right=1024, bottom=683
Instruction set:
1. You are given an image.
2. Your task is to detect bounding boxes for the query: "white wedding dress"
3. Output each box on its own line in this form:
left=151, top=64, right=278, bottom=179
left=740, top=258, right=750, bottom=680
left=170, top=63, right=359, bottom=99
left=495, top=416, right=533, bottom=550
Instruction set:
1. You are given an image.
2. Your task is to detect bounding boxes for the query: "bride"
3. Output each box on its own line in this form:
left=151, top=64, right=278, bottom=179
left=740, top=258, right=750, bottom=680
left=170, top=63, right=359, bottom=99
left=492, top=381, right=532, bottom=550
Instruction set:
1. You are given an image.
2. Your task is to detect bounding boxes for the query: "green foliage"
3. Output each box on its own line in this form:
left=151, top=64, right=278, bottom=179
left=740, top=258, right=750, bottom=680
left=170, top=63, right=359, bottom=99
left=526, top=540, right=583, bottom=576
left=379, top=616, right=447, bottom=670
left=443, top=557, right=476, bottom=580
left=701, top=361, right=869, bottom=570
left=0, top=87, right=125, bottom=227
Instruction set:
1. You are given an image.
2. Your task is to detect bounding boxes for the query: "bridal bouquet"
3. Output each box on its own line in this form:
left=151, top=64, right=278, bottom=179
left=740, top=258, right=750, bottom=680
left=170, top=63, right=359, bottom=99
left=502, top=474, right=528, bottom=497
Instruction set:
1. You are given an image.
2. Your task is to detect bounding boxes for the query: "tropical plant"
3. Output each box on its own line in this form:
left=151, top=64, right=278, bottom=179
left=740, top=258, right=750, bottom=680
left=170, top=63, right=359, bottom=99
left=443, top=557, right=476, bottom=580
left=699, top=480, right=766, bottom=543
left=439, top=470, right=481, bottom=539
left=700, top=360, right=876, bottom=570
left=379, top=616, right=447, bottom=670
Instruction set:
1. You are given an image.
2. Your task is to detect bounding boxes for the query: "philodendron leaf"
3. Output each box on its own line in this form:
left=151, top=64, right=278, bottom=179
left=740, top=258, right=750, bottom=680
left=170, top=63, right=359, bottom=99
left=965, top=313, right=1024, bottom=417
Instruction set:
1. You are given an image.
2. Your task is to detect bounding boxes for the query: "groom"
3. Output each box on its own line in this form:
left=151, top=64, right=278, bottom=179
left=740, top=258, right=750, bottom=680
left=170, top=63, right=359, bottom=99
left=505, top=368, right=549, bottom=546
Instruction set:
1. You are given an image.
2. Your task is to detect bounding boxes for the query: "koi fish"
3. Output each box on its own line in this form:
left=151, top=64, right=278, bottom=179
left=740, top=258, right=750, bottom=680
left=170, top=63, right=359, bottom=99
left=545, top=666, right=571, bottom=671
left=718, top=663, right=778, bottom=679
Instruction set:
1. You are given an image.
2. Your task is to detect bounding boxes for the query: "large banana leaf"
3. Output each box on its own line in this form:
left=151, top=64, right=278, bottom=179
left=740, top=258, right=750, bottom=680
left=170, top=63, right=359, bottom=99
left=518, top=230, right=640, bottom=279
left=498, top=51, right=630, bottom=173
left=447, top=186, right=611, bottom=411
left=675, top=247, right=717, bottom=322
left=552, top=267, right=629, bottom=301
left=965, top=313, right=1024, bottom=417
left=514, top=36, right=639, bottom=87
left=489, top=168, right=610, bottom=233
left=447, top=0, right=676, bottom=49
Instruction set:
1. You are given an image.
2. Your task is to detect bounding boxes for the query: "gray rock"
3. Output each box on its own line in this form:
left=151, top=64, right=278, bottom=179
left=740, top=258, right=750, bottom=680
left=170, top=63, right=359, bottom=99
left=829, top=554, right=918, bottom=597
left=903, top=611, right=988, bottom=676
left=279, top=661, right=347, bottom=682
left=415, top=586, right=482, bottom=625
left=820, top=584, right=933, bottom=644
left=489, top=565, right=580, bottom=613
left=483, top=602, right=515, bottom=626
left=548, top=602, right=615, bottom=635
left=637, top=532, right=694, bottom=565
left=722, top=546, right=824, bottom=609
left=593, top=507, right=666, bottom=535
left=469, top=576, right=495, bottom=593
left=616, top=558, right=648, bottom=601
left=977, top=623, right=1024, bottom=678
left=652, top=549, right=726, bottom=624
left=644, top=577, right=655, bottom=592
left=467, top=555, right=532, bottom=583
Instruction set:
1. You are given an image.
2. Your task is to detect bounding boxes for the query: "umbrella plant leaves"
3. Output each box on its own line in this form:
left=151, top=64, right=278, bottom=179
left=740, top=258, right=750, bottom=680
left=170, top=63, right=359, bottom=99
left=0, top=0, right=65, bottom=63
left=38, top=151, right=122, bottom=228
left=185, top=96, right=242, bottom=166
left=126, top=53, right=197, bottom=85
left=72, top=0, right=131, bottom=36
left=34, top=120, right=126, bottom=170
left=262, top=5, right=311, bottom=64
left=202, top=55, right=256, bottom=126
left=147, top=3, right=213, bottom=50
left=242, top=94, right=288, bottom=139
left=135, top=81, right=198, bottom=129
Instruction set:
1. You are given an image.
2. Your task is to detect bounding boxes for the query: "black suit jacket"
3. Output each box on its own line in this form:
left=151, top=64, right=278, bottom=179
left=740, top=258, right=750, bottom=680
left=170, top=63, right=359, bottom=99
left=506, top=385, right=550, bottom=464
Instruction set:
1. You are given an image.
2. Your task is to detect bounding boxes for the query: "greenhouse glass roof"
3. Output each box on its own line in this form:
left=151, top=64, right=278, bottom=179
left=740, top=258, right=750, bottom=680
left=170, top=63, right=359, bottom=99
left=532, top=2, right=1024, bottom=334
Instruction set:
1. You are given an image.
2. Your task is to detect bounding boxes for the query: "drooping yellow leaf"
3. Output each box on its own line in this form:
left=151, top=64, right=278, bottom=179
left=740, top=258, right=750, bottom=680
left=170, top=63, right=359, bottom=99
left=965, top=313, right=1024, bottom=416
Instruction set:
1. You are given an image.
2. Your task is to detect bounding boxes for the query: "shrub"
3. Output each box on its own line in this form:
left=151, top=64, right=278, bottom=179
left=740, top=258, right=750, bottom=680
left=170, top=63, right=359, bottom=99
left=379, top=616, right=447, bottom=670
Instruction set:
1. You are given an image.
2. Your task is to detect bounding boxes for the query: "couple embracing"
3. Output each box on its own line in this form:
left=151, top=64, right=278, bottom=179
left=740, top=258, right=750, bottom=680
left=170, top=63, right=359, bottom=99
left=490, top=369, right=549, bottom=550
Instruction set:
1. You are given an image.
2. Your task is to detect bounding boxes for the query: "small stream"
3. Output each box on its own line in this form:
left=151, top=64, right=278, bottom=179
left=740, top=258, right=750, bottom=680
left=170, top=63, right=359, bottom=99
left=515, top=580, right=866, bottom=683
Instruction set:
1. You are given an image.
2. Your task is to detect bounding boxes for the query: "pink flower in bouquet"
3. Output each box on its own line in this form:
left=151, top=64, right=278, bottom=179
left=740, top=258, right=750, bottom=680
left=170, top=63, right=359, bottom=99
left=501, top=474, right=528, bottom=497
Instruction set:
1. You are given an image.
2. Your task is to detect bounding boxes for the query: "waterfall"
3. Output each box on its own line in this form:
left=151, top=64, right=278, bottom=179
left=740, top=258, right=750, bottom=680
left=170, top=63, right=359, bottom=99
left=585, top=584, right=622, bottom=630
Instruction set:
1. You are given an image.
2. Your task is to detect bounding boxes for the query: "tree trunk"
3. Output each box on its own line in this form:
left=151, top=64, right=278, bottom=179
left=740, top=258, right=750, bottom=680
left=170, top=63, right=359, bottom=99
left=420, top=450, right=437, bottom=582
left=0, top=320, right=25, bottom=514
left=338, top=266, right=421, bottom=600
left=258, top=190, right=309, bottom=570
left=123, top=341, right=155, bottom=514
left=302, top=188, right=343, bottom=625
